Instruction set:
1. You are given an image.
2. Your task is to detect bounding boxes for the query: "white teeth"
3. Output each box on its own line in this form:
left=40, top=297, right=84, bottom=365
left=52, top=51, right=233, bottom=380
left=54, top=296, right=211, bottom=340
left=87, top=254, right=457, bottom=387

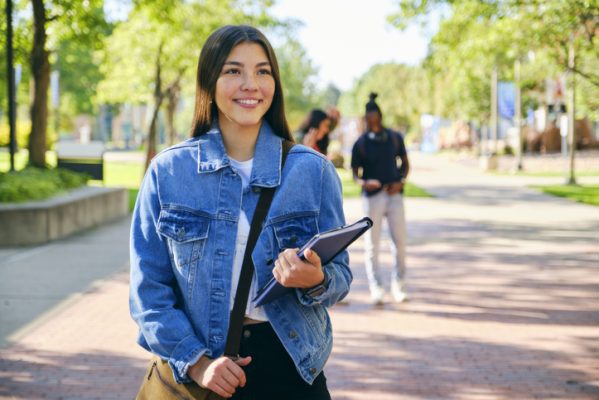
left=236, top=99, right=259, bottom=105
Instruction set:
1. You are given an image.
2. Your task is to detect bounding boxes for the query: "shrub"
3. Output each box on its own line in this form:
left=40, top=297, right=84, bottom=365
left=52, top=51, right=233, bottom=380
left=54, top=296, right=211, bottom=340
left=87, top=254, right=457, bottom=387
left=0, top=167, right=89, bottom=203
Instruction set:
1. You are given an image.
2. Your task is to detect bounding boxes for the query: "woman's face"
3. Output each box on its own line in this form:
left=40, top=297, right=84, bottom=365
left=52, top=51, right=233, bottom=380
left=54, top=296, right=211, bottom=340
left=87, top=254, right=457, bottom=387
left=215, top=42, right=275, bottom=132
left=317, top=118, right=331, bottom=139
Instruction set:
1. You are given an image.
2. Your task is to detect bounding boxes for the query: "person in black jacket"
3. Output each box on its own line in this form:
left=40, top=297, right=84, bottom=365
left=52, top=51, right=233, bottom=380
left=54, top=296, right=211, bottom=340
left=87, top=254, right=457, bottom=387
left=351, top=93, right=410, bottom=304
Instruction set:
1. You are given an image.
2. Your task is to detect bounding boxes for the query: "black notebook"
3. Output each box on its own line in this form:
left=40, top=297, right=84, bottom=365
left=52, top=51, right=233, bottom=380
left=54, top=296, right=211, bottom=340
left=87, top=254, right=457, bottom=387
left=252, top=217, right=373, bottom=307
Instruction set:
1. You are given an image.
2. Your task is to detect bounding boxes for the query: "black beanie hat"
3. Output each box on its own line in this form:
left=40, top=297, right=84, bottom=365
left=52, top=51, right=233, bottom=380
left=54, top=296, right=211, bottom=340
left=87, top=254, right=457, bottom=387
left=365, top=92, right=381, bottom=115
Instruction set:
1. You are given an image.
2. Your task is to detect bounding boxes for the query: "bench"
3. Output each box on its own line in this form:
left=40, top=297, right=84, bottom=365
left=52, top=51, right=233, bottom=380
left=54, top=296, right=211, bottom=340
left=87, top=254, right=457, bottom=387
left=56, top=141, right=104, bottom=180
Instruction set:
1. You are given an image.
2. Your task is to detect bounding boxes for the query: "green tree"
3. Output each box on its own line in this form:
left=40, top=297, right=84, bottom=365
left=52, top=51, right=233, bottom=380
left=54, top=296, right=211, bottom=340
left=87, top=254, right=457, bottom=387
left=388, top=0, right=599, bottom=121
left=54, top=23, right=111, bottom=118
left=338, top=63, right=431, bottom=135
left=275, top=36, right=321, bottom=129
left=26, top=0, right=108, bottom=167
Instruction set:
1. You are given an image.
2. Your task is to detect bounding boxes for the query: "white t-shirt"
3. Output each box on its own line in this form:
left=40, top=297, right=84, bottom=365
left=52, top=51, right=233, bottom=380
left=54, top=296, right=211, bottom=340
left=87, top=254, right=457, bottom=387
left=228, top=157, right=268, bottom=322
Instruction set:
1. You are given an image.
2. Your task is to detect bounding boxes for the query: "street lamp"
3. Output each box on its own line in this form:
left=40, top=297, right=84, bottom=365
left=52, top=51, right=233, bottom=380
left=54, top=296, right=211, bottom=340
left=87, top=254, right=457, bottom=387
left=5, top=0, right=18, bottom=172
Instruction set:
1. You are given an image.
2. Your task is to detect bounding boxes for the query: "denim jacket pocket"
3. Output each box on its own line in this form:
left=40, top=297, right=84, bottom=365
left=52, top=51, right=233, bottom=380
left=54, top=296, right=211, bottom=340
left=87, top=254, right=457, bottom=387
left=300, top=304, right=329, bottom=342
left=157, top=208, right=211, bottom=269
left=272, top=213, right=319, bottom=252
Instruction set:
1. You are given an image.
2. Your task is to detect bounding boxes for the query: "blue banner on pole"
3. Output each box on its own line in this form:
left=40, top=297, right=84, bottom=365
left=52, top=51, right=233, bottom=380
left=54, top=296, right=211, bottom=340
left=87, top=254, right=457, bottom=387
left=498, top=81, right=515, bottom=120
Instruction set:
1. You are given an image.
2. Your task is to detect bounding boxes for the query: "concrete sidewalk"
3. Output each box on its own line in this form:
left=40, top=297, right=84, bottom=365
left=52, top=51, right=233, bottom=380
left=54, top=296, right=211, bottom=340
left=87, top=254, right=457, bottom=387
left=1, top=153, right=598, bottom=399
left=0, top=217, right=132, bottom=347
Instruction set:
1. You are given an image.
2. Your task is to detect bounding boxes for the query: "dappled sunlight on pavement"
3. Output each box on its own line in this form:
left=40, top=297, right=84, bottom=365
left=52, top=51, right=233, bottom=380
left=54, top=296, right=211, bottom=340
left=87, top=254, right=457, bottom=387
left=324, top=154, right=599, bottom=399
left=1, top=153, right=598, bottom=399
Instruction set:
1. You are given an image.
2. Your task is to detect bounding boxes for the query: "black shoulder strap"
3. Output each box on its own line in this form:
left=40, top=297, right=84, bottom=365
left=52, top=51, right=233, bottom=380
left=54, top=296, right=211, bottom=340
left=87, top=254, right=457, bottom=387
left=224, top=140, right=294, bottom=358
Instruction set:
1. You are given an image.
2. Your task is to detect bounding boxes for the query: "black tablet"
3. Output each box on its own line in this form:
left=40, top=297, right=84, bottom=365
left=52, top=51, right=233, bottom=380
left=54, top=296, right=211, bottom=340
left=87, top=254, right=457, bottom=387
left=253, top=217, right=373, bottom=307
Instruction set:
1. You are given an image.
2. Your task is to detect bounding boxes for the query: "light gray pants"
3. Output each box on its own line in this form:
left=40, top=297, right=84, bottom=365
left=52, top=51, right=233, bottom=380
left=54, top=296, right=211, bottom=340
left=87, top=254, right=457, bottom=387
left=362, top=190, right=407, bottom=291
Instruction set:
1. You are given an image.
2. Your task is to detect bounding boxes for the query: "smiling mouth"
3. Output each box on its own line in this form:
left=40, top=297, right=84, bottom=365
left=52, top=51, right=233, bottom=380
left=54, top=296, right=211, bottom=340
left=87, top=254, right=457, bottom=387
left=234, top=99, right=262, bottom=106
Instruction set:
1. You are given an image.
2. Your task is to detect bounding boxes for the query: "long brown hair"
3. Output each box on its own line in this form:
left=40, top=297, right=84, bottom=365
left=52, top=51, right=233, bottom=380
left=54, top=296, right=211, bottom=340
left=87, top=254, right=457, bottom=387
left=190, top=25, right=292, bottom=140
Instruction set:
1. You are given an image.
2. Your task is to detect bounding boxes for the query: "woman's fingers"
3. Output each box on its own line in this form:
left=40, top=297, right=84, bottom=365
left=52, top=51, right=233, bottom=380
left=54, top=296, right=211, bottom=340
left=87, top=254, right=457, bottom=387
left=282, top=248, right=301, bottom=267
left=274, top=252, right=292, bottom=286
left=234, top=356, right=252, bottom=367
left=198, top=357, right=248, bottom=398
left=304, top=248, right=321, bottom=268
left=272, top=264, right=282, bottom=283
left=211, top=380, right=235, bottom=398
left=280, top=250, right=296, bottom=273
left=220, top=366, right=242, bottom=390
left=229, top=357, right=250, bottom=387
left=273, top=248, right=324, bottom=288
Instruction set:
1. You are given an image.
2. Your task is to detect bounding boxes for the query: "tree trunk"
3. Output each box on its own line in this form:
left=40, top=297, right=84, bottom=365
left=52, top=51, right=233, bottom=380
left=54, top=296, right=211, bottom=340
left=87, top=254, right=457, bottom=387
left=144, top=99, right=165, bottom=171
left=165, top=81, right=180, bottom=147
left=29, top=0, right=49, bottom=168
left=144, top=44, right=164, bottom=171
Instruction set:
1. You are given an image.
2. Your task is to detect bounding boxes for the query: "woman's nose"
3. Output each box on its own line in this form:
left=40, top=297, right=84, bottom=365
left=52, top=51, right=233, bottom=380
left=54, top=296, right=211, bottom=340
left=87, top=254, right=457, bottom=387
left=241, top=72, right=258, bottom=91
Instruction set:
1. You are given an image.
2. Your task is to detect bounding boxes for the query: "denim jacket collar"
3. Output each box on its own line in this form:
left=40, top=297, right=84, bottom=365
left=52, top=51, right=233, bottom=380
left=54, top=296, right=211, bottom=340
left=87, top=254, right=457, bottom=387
left=197, top=120, right=283, bottom=188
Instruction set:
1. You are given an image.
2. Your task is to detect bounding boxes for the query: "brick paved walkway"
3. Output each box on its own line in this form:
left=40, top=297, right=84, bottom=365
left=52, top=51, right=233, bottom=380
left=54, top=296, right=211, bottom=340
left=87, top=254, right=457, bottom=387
left=1, top=153, right=598, bottom=399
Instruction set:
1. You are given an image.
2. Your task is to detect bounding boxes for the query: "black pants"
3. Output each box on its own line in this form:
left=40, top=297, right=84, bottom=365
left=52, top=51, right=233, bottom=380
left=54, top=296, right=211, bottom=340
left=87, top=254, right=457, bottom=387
left=231, top=322, right=331, bottom=400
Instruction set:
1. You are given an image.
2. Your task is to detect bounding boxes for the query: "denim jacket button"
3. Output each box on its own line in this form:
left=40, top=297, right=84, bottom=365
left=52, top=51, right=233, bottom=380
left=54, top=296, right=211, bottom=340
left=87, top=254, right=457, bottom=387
left=252, top=187, right=261, bottom=193
left=309, top=367, right=317, bottom=375
left=290, top=235, right=298, bottom=244
left=289, top=330, right=298, bottom=339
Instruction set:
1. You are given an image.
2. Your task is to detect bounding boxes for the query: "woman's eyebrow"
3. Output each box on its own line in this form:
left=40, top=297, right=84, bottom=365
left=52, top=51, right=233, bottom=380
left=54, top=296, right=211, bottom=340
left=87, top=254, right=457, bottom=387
left=223, top=61, right=271, bottom=67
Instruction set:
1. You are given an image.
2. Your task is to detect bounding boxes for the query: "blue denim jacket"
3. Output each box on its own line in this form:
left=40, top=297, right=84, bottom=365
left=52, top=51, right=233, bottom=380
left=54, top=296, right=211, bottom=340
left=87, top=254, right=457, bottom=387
left=129, top=121, right=351, bottom=384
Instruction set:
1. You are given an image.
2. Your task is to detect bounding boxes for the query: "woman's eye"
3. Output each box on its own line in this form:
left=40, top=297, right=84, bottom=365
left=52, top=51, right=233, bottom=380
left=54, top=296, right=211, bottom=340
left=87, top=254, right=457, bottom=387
left=223, top=68, right=240, bottom=75
left=258, top=68, right=272, bottom=75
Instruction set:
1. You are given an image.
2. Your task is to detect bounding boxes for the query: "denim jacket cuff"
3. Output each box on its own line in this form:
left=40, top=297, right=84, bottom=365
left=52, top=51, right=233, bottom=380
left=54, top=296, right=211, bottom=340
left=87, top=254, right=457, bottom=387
left=169, top=335, right=211, bottom=384
left=295, top=267, right=332, bottom=306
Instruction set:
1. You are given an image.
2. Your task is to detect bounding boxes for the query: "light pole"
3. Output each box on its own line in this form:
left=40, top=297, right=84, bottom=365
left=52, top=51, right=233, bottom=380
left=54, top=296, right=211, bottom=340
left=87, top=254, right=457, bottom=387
left=514, top=58, right=523, bottom=171
left=566, top=40, right=577, bottom=185
left=491, top=65, right=498, bottom=155
left=5, top=0, right=17, bottom=172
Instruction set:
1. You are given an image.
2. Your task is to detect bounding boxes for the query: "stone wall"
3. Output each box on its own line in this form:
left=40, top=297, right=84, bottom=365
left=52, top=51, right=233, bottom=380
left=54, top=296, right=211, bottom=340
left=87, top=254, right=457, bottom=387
left=0, top=187, right=128, bottom=246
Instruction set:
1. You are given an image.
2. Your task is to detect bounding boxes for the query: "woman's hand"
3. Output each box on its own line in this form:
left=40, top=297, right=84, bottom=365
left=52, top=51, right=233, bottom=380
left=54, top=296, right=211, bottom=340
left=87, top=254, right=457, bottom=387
left=188, top=355, right=252, bottom=398
left=273, top=248, right=325, bottom=289
left=302, top=128, right=318, bottom=147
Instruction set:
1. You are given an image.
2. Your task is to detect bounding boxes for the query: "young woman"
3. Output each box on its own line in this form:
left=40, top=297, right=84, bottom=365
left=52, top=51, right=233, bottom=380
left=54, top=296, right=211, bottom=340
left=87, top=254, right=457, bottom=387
left=296, top=109, right=332, bottom=155
left=130, top=25, right=351, bottom=400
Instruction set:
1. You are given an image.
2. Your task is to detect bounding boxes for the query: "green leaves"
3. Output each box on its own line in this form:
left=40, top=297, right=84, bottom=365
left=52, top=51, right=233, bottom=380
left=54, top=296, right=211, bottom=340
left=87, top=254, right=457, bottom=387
left=386, top=0, right=599, bottom=122
left=275, top=36, right=320, bottom=128
left=95, top=0, right=282, bottom=106
left=339, top=63, right=431, bottom=134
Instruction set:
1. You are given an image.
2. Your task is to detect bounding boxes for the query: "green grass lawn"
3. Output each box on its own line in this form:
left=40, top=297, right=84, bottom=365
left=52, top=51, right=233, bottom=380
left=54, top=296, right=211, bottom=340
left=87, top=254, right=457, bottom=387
left=87, top=162, right=144, bottom=212
left=335, top=168, right=432, bottom=198
left=535, top=184, right=599, bottom=206
left=2, top=149, right=431, bottom=209
left=0, top=149, right=57, bottom=171
left=497, top=170, right=599, bottom=177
